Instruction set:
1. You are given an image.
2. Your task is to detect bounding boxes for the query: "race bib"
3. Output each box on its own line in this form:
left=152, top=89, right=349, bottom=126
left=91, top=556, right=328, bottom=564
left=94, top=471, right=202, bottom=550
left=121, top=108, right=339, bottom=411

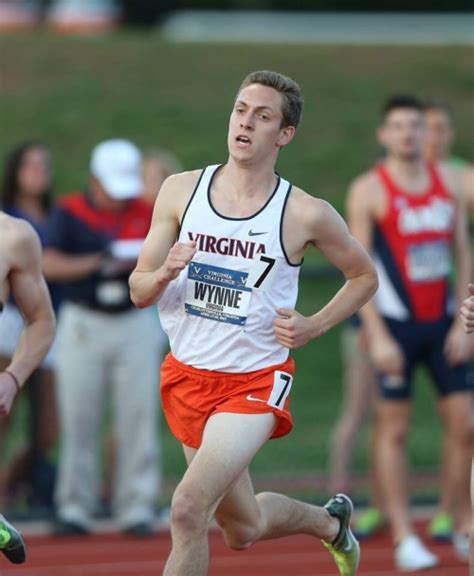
left=407, top=240, right=451, bottom=282
left=185, top=261, right=252, bottom=325
left=267, top=370, right=293, bottom=410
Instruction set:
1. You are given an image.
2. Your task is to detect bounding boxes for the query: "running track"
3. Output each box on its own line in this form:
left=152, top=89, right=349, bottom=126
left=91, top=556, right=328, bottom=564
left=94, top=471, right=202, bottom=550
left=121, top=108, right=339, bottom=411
left=0, top=522, right=467, bottom=575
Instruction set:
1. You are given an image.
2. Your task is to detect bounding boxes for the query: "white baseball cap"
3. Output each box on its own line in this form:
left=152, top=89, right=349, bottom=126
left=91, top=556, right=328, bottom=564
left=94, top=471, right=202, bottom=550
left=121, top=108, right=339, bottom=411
left=90, top=139, right=143, bottom=200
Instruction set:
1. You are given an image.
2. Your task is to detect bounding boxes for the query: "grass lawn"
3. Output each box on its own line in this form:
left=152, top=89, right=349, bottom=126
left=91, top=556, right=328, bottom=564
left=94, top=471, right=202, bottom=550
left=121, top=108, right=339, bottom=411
left=1, top=31, right=472, bottom=497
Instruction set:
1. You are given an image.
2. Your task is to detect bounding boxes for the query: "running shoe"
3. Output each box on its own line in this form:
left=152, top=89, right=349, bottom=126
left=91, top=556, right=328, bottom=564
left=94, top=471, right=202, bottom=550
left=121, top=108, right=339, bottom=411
left=52, top=518, right=90, bottom=537
left=453, top=532, right=469, bottom=561
left=395, top=534, right=438, bottom=571
left=0, top=514, right=26, bottom=564
left=427, top=512, right=453, bottom=541
left=322, top=493, right=360, bottom=576
left=354, top=507, right=386, bottom=539
left=123, top=521, right=155, bottom=538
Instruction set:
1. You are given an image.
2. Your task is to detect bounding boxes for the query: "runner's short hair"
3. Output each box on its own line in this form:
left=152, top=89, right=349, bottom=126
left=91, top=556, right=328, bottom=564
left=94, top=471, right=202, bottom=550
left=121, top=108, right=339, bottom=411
left=381, top=94, right=424, bottom=121
left=238, top=70, right=304, bottom=129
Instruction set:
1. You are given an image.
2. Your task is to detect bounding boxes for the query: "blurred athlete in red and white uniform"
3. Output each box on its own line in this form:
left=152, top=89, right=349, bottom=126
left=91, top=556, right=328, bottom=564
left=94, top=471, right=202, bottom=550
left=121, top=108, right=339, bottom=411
left=347, top=95, right=472, bottom=571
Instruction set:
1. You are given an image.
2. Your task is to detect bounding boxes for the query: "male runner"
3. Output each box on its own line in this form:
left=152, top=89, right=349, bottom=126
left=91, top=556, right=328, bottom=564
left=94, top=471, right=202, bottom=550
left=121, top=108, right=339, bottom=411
left=347, top=95, right=472, bottom=571
left=348, top=98, right=474, bottom=549
left=0, top=211, right=56, bottom=562
left=130, top=70, right=378, bottom=576
left=459, top=284, right=474, bottom=575
left=423, top=99, right=474, bottom=554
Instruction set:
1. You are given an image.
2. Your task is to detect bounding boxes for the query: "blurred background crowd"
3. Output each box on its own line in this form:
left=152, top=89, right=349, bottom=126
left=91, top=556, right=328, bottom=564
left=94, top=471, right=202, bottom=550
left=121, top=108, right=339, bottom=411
left=0, top=136, right=181, bottom=537
left=0, top=0, right=473, bottom=567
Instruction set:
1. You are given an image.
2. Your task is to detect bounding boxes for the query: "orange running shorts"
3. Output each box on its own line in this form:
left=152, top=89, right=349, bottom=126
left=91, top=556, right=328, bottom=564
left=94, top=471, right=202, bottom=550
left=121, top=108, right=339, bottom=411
left=160, top=353, right=296, bottom=448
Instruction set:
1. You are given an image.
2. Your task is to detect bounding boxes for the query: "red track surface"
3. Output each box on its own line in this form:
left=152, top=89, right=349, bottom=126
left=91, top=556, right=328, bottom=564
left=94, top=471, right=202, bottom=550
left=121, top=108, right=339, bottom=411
left=0, top=522, right=467, bottom=575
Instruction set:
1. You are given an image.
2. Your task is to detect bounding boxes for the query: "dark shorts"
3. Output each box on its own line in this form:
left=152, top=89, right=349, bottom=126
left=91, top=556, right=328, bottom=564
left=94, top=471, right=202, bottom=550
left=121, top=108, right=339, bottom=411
left=377, top=316, right=472, bottom=400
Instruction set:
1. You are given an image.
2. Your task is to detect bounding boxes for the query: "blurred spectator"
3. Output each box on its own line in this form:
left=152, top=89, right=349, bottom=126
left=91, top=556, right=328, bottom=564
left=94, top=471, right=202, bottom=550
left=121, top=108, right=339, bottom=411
left=0, top=141, right=59, bottom=514
left=0, top=0, right=42, bottom=31
left=46, top=0, right=120, bottom=33
left=43, top=139, right=160, bottom=536
left=141, top=148, right=182, bottom=205
left=101, top=146, right=181, bottom=510
left=424, top=99, right=474, bottom=213
left=328, top=317, right=383, bottom=533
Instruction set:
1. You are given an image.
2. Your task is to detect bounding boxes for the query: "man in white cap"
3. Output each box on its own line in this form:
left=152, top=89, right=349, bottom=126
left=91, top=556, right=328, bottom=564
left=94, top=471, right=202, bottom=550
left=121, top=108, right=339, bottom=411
left=43, top=139, right=161, bottom=536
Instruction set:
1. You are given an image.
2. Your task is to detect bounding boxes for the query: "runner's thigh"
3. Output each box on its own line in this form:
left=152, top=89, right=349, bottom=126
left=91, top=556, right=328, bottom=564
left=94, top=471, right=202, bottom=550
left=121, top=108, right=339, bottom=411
left=183, top=445, right=259, bottom=528
left=214, top=468, right=260, bottom=528
left=176, top=412, right=276, bottom=511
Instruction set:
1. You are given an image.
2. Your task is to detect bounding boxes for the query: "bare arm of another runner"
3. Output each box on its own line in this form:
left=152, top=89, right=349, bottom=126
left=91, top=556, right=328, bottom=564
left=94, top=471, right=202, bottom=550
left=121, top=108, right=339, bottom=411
left=440, top=165, right=471, bottom=365
left=346, top=175, right=406, bottom=376
left=129, top=172, right=198, bottom=308
left=0, top=221, right=56, bottom=415
left=273, top=190, right=378, bottom=349
left=463, top=164, right=474, bottom=216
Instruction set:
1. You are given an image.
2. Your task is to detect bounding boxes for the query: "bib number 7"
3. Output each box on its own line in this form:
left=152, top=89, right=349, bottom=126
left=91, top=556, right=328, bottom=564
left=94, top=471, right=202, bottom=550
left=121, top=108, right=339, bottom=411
left=247, top=255, right=278, bottom=292
left=268, top=371, right=293, bottom=410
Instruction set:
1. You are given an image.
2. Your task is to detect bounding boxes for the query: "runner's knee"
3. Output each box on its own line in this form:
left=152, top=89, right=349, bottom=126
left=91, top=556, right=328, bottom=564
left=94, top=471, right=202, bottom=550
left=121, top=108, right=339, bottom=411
left=444, top=411, right=474, bottom=446
left=220, top=521, right=261, bottom=551
left=376, top=412, right=409, bottom=445
left=170, top=490, right=208, bottom=536
left=216, top=508, right=263, bottom=551
left=458, top=418, right=474, bottom=447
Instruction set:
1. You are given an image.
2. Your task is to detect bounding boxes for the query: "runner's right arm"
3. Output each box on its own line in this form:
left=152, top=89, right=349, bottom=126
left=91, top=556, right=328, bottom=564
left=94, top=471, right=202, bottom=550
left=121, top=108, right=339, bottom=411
left=129, top=172, right=197, bottom=308
left=346, top=174, right=405, bottom=376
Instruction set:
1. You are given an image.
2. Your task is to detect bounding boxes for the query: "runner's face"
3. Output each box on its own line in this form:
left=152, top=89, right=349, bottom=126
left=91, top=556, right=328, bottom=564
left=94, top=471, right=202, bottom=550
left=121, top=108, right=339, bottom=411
left=379, top=108, right=425, bottom=162
left=424, top=109, right=454, bottom=160
left=228, top=84, right=294, bottom=163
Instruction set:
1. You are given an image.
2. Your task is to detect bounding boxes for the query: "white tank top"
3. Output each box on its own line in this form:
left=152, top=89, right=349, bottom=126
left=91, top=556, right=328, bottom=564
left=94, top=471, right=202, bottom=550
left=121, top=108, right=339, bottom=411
left=158, top=164, right=301, bottom=372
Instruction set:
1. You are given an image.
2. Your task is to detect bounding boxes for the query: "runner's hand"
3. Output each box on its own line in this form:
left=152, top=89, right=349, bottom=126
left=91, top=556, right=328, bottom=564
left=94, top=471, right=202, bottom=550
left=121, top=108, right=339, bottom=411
left=444, top=320, right=470, bottom=365
left=0, top=372, right=18, bottom=417
left=459, top=285, right=474, bottom=334
left=160, top=241, right=197, bottom=282
left=273, top=308, right=318, bottom=349
left=368, top=333, right=405, bottom=375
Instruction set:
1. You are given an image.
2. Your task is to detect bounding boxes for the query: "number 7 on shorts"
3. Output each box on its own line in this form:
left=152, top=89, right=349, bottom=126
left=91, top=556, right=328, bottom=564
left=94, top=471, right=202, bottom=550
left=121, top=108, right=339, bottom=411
left=268, top=371, right=293, bottom=410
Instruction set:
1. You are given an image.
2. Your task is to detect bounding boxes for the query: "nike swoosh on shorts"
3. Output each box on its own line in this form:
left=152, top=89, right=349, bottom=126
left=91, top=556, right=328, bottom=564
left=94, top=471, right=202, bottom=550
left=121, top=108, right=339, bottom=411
left=246, top=394, right=267, bottom=403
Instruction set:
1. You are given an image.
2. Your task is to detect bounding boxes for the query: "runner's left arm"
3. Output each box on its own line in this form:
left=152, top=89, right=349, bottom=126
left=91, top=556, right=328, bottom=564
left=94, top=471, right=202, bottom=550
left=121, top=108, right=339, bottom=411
left=274, top=196, right=378, bottom=349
